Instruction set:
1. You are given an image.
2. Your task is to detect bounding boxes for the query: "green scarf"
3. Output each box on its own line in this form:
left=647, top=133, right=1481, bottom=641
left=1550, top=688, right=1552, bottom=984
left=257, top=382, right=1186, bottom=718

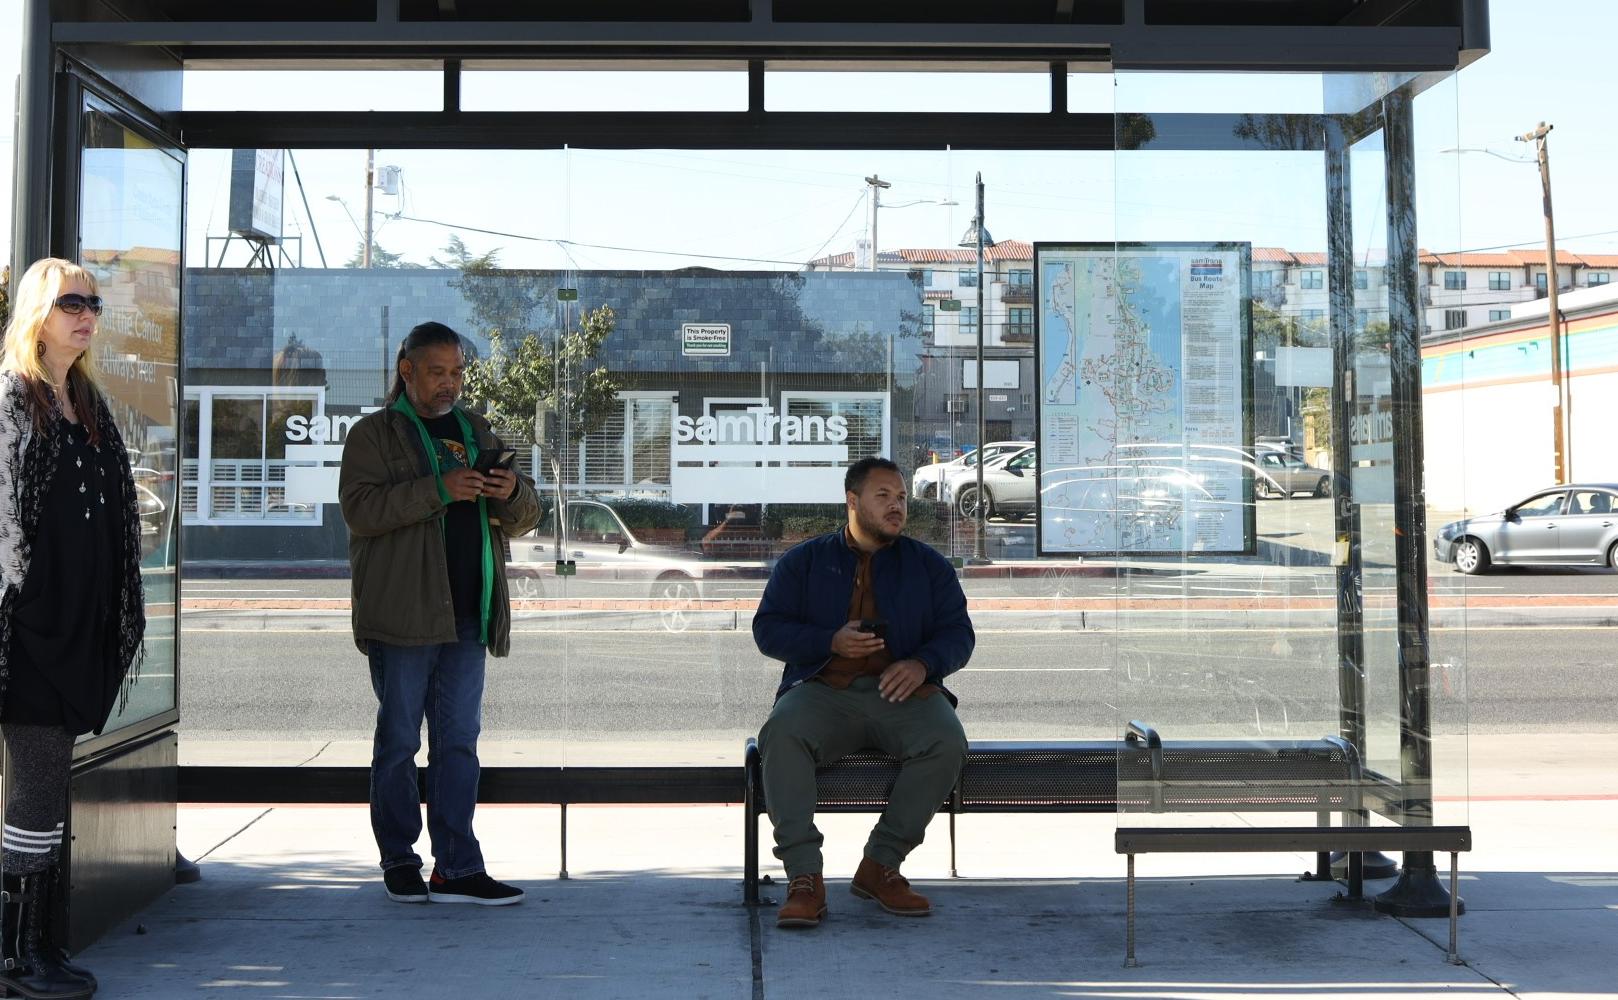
left=391, top=395, right=496, bottom=646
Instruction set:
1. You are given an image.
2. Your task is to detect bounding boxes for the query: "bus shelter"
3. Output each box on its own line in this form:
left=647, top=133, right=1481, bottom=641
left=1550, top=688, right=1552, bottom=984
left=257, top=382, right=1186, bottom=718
left=9, top=0, right=1486, bottom=950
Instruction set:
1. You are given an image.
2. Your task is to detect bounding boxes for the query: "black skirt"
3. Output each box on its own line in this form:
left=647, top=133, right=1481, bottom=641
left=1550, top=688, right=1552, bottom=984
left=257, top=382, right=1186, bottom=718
left=3, top=420, right=125, bottom=735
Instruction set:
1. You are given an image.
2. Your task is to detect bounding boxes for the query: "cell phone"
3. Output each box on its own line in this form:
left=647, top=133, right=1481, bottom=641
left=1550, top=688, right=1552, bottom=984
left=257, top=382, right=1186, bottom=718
left=859, top=618, right=888, bottom=639
left=473, top=449, right=517, bottom=474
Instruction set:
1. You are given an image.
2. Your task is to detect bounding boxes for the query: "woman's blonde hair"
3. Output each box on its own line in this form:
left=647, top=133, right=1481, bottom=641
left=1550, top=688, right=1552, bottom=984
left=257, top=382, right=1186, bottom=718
left=2, top=257, right=107, bottom=438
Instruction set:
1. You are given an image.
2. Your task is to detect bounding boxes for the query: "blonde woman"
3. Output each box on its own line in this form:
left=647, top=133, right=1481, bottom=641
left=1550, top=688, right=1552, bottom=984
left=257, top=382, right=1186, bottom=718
left=0, top=258, right=146, bottom=1000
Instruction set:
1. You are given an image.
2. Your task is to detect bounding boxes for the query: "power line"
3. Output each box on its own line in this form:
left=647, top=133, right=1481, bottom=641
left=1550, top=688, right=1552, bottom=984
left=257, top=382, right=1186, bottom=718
left=803, top=190, right=869, bottom=266
left=389, top=213, right=818, bottom=268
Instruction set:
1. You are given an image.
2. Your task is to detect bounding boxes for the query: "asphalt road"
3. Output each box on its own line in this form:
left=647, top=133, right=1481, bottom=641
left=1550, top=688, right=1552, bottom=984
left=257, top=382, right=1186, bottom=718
left=179, top=620, right=1613, bottom=752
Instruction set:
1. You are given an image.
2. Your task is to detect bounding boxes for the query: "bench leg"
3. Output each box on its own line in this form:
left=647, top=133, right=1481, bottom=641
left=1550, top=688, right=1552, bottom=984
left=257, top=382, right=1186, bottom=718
left=744, top=802, right=760, bottom=906
left=949, top=811, right=958, bottom=878
left=1125, top=854, right=1139, bottom=968
left=1447, top=852, right=1461, bottom=965
left=559, top=802, right=570, bottom=880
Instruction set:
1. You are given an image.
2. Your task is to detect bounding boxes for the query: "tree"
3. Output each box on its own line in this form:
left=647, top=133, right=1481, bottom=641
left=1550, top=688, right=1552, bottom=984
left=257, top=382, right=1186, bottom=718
left=344, top=238, right=413, bottom=269
left=430, top=234, right=500, bottom=272
left=461, top=304, right=621, bottom=454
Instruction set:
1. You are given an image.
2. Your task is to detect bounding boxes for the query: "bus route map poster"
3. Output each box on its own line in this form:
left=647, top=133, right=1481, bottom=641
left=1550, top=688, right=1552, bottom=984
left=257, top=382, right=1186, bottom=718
left=1034, top=242, right=1254, bottom=556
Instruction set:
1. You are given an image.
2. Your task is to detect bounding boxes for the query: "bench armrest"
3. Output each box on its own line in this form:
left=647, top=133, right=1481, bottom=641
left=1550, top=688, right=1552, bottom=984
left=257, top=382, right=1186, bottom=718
left=1124, top=720, right=1162, bottom=748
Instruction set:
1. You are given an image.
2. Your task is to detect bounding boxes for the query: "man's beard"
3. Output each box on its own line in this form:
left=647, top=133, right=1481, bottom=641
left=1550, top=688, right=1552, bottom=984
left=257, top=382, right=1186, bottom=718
left=857, top=506, right=904, bottom=543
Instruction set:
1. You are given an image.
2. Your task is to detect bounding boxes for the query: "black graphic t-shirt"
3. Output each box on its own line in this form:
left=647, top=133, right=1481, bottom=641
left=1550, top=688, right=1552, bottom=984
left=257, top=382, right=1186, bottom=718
left=421, top=412, right=483, bottom=625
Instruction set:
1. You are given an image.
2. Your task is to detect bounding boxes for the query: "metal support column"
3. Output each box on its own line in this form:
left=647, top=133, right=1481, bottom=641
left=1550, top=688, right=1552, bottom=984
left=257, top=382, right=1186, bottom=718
left=1323, top=116, right=1395, bottom=883
left=9, top=0, right=53, bottom=276
left=1373, top=88, right=1462, bottom=919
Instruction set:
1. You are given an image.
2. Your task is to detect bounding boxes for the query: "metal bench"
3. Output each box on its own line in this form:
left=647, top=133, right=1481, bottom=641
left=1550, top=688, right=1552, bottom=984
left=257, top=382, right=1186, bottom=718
left=742, top=721, right=1367, bottom=906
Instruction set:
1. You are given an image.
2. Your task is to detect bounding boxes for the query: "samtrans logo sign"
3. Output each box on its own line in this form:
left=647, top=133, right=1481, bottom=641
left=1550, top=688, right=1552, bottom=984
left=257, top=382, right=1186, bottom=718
left=670, top=401, right=878, bottom=504
left=673, top=408, right=848, bottom=445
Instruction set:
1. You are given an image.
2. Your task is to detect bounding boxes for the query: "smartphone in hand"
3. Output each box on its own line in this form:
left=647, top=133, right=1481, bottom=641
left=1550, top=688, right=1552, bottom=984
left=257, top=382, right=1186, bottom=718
left=473, top=449, right=517, bottom=474
left=859, top=618, right=888, bottom=639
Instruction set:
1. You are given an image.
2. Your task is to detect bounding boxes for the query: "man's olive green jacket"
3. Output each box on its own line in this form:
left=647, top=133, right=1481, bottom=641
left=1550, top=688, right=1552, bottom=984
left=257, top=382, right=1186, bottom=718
left=339, top=403, right=542, bottom=657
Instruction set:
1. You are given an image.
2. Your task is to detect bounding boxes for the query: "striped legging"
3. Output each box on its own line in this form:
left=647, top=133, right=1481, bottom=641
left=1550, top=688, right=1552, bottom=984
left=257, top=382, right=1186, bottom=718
left=1, top=724, right=73, bottom=874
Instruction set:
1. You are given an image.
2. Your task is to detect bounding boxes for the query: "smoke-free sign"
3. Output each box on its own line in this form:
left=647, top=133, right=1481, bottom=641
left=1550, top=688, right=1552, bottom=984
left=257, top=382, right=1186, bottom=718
left=682, top=324, right=731, bottom=357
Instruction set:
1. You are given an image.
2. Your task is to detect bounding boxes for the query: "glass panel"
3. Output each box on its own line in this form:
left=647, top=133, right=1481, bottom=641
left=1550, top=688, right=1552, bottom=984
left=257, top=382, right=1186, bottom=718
left=182, top=66, right=444, bottom=112
left=78, top=98, right=183, bottom=737
left=767, top=70, right=1050, bottom=113
left=462, top=66, right=748, bottom=112
left=181, top=144, right=1127, bottom=769
left=1108, top=70, right=1467, bottom=842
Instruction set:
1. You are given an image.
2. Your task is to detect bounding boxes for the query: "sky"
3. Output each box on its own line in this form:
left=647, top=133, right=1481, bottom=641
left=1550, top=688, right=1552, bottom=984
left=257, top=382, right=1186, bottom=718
left=3, top=0, right=1616, bottom=273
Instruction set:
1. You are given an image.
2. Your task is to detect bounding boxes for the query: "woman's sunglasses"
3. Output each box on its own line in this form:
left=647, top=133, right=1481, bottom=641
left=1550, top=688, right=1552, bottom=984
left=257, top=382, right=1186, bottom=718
left=54, top=294, right=104, bottom=317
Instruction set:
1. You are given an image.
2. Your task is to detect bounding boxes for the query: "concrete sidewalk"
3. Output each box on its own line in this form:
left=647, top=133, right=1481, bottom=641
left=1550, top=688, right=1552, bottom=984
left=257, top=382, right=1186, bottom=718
left=75, top=797, right=1617, bottom=999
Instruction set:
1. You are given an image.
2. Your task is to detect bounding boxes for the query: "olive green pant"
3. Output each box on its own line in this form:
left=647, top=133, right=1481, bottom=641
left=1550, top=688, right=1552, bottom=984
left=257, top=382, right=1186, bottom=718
left=759, top=675, right=968, bottom=877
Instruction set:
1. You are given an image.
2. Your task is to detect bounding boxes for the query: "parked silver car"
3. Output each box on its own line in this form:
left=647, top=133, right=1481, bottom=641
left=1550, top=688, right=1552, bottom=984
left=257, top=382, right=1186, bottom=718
left=1434, top=484, right=1618, bottom=574
left=1254, top=450, right=1333, bottom=499
left=912, top=440, right=1031, bottom=500
left=511, top=496, right=767, bottom=628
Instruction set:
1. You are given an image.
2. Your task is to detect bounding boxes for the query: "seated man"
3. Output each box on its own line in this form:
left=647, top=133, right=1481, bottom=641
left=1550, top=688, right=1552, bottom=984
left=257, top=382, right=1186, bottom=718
left=753, top=457, right=974, bottom=929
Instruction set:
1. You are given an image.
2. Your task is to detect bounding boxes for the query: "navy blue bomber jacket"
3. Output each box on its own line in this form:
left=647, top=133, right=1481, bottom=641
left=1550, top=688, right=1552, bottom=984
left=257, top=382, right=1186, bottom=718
left=752, top=530, right=975, bottom=705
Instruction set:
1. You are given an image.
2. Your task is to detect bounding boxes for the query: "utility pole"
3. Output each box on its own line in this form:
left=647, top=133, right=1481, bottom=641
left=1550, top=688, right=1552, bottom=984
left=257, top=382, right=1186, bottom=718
left=865, top=174, right=891, bottom=271
left=1516, top=122, right=1566, bottom=482
left=363, top=148, right=376, bottom=269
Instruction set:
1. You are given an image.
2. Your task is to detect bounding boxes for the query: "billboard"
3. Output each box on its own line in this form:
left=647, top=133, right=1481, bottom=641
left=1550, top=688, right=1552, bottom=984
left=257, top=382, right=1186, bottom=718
left=228, top=148, right=285, bottom=242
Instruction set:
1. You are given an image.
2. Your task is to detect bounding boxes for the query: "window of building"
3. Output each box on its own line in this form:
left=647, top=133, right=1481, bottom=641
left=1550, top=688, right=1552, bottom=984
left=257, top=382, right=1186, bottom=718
left=922, top=302, right=935, bottom=335
left=1252, top=269, right=1276, bottom=292
left=1444, top=309, right=1467, bottom=330
left=919, top=268, right=934, bottom=286
left=1488, top=309, right=1510, bottom=322
left=182, top=387, right=324, bottom=525
left=1300, top=309, right=1325, bottom=327
left=575, top=394, right=676, bottom=492
left=782, top=392, right=890, bottom=467
left=1443, top=271, right=1466, bottom=290
left=961, top=305, right=979, bottom=335
left=1354, top=308, right=1369, bottom=330
left=1007, top=306, right=1033, bottom=339
left=1007, top=268, right=1032, bottom=289
left=1488, top=271, right=1510, bottom=291
left=957, top=270, right=979, bottom=288
left=1300, top=270, right=1323, bottom=289
left=1354, top=270, right=1368, bottom=290
left=1590, top=272, right=1611, bottom=286
left=1536, top=272, right=1548, bottom=292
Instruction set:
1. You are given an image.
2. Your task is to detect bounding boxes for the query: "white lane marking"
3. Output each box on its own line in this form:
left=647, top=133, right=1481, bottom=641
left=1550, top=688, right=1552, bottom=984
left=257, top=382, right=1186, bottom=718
left=960, top=667, right=1109, bottom=672
left=185, top=588, right=303, bottom=593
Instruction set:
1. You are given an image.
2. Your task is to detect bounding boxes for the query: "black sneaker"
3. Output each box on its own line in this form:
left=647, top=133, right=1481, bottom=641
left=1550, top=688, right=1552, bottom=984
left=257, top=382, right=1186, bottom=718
left=383, top=866, right=428, bottom=904
left=428, top=870, right=525, bottom=906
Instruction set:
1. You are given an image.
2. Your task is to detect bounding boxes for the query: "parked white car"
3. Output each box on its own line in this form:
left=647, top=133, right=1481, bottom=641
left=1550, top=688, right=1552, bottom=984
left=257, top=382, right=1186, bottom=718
left=944, top=446, right=1038, bottom=519
left=912, top=441, right=1031, bottom=500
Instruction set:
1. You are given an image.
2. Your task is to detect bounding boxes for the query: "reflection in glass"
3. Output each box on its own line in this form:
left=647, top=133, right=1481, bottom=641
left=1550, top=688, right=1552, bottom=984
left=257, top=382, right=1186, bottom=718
left=78, top=100, right=183, bottom=737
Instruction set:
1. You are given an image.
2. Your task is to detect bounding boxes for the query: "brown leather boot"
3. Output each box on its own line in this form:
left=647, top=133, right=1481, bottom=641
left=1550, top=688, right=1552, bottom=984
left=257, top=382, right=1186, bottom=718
left=775, top=873, right=827, bottom=928
left=850, top=857, right=931, bottom=916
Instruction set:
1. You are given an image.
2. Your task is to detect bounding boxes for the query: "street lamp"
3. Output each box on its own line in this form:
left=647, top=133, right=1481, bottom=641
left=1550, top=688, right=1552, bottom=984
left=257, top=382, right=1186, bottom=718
left=864, top=173, right=957, bottom=270
left=958, top=172, right=995, bottom=563
left=324, top=194, right=368, bottom=269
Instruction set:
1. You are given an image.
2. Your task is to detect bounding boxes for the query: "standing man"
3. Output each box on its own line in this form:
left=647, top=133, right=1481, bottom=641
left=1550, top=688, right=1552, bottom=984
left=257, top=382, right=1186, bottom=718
left=753, top=457, right=973, bottom=929
left=340, top=321, right=542, bottom=906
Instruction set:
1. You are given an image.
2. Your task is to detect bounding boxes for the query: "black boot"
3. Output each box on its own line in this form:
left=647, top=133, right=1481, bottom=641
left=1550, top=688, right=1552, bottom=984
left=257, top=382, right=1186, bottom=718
left=37, top=870, right=94, bottom=993
left=0, top=873, right=91, bottom=999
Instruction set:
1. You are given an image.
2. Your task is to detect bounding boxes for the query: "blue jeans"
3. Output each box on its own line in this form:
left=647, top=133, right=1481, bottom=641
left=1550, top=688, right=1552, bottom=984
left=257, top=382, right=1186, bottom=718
left=367, top=619, right=487, bottom=878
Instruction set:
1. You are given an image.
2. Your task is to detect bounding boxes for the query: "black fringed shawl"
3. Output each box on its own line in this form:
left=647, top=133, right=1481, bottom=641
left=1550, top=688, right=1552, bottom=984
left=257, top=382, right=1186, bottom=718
left=0, top=372, right=145, bottom=732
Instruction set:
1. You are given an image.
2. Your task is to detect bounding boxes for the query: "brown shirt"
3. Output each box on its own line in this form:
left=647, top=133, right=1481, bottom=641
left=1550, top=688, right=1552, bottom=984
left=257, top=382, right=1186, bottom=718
left=814, top=528, right=935, bottom=698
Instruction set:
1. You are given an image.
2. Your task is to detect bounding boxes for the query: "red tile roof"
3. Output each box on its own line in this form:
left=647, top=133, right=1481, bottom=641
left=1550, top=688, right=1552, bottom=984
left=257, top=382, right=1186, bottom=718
left=1421, top=252, right=1523, bottom=267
